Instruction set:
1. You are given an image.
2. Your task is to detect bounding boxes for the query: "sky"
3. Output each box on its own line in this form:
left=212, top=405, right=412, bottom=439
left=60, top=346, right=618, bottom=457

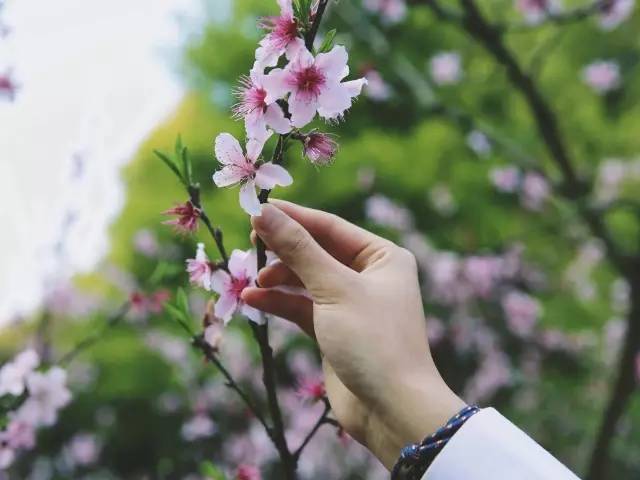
left=0, top=0, right=201, bottom=323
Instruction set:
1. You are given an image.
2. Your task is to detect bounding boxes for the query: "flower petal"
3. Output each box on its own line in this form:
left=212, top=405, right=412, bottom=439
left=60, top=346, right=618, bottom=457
left=241, top=303, right=265, bottom=324
left=228, top=249, right=250, bottom=278
left=245, top=110, right=269, bottom=142
left=285, top=37, right=306, bottom=61
left=316, top=45, right=349, bottom=81
left=264, top=104, right=292, bottom=134
left=210, top=270, right=231, bottom=295
left=255, top=163, right=293, bottom=189
left=343, top=78, right=368, bottom=98
left=239, top=180, right=263, bottom=216
left=215, top=293, right=238, bottom=325
left=277, top=0, right=293, bottom=16
left=214, top=133, right=245, bottom=166
left=213, top=165, right=246, bottom=187
left=246, top=129, right=273, bottom=163
left=262, top=68, right=291, bottom=104
left=289, top=93, right=318, bottom=128
left=317, top=82, right=353, bottom=120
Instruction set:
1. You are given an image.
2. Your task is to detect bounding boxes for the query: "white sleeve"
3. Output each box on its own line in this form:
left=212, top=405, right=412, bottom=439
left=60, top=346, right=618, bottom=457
left=421, top=408, right=581, bottom=480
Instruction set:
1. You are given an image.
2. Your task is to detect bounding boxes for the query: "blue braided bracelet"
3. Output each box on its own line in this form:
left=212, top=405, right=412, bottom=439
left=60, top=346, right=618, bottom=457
left=390, top=405, right=481, bottom=480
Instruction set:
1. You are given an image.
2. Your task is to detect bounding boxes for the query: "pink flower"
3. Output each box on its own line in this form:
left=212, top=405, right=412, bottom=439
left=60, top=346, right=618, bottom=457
left=363, top=0, right=408, bottom=24
left=0, top=349, right=40, bottom=396
left=521, top=172, right=550, bottom=211
left=303, top=132, right=338, bottom=165
left=16, top=367, right=72, bottom=428
left=211, top=249, right=262, bottom=324
left=296, top=377, right=326, bottom=402
left=490, top=166, right=521, bottom=193
left=365, top=194, right=413, bottom=230
left=502, top=291, right=541, bottom=338
left=133, top=229, right=159, bottom=257
left=467, top=130, right=492, bottom=156
left=263, top=45, right=367, bottom=128
left=0, top=72, right=17, bottom=101
left=515, top=0, right=559, bottom=24
left=162, top=201, right=201, bottom=234
left=236, top=464, right=262, bottom=480
left=0, top=443, right=14, bottom=469
left=181, top=414, right=217, bottom=441
left=363, top=68, right=392, bottom=101
left=255, top=0, right=305, bottom=69
left=233, top=69, right=292, bottom=138
left=598, top=0, right=635, bottom=30
left=463, top=256, right=504, bottom=299
left=429, top=52, right=462, bottom=86
left=65, top=433, right=101, bottom=466
left=4, top=420, right=36, bottom=450
left=186, top=243, right=213, bottom=290
left=213, top=132, right=293, bottom=216
left=582, top=60, right=621, bottom=94
left=465, top=349, right=512, bottom=402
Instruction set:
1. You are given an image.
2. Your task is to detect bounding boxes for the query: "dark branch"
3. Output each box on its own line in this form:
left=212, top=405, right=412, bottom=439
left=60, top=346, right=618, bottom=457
left=187, top=184, right=230, bottom=271
left=293, top=397, right=332, bottom=462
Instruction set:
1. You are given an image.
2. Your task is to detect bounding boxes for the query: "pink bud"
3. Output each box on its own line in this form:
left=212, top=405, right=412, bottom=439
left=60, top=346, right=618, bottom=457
left=162, top=201, right=201, bottom=234
left=303, top=132, right=338, bottom=165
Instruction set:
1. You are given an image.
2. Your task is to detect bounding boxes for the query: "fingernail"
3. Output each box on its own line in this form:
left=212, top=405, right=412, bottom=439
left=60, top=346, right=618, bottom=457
left=252, top=203, right=279, bottom=233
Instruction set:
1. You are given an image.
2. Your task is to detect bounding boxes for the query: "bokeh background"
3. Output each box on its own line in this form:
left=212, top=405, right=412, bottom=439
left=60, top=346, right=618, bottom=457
left=1, top=0, right=640, bottom=478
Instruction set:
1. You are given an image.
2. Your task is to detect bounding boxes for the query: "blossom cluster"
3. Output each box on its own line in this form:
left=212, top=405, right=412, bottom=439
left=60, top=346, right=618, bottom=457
left=0, top=350, right=71, bottom=468
left=489, top=166, right=551, bottom=211
left=516, top=0, right=635, bottom=29
left=212, top=0, right=366, bottom=216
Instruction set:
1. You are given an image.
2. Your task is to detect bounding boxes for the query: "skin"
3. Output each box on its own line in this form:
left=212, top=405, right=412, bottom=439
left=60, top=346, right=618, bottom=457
left=242, top=199, right=465, bottom=469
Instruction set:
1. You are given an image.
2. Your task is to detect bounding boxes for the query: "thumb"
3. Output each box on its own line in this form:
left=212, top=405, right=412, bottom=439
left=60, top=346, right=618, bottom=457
left=251, top=204, right=354, bottom=302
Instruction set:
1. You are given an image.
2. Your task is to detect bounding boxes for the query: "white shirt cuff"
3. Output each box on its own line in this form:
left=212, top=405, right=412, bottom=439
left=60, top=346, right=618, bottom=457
left=421, top=408, right=581, bottom=480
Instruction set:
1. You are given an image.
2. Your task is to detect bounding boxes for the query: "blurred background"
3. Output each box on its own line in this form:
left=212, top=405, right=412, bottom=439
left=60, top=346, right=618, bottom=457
left=1, top=0, right=639, bottom=478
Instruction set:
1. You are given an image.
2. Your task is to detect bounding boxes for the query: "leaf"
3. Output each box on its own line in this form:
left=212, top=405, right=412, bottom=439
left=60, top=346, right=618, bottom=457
left=182, top=146, right=193, bottom=185
left=200, top=461, right=227, bottom=480
left=176, top=287, right=191, bottom=317
left=164, top=303, right=194, bottom=336
left=318, top=29, right=337, bottom=54
left=154, top=150, right=186, bottom=186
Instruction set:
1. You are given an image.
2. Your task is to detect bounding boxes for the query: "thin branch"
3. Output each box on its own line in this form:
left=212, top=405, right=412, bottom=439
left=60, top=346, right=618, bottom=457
left=293, top=397, right=332, bottom=461
left=58, top=302, right=130, bottom=367
left=187, top=184, right=230, bottom=271
left=306, top=0, right=330, bottom=50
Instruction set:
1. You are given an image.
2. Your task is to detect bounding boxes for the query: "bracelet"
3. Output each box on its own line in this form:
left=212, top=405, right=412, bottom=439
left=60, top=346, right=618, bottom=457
left=390, top=405, right=481, bottom=480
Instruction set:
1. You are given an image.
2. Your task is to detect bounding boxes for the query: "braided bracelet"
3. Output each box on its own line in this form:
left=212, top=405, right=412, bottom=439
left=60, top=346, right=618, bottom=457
left=390, top=405, right=481, bottom=480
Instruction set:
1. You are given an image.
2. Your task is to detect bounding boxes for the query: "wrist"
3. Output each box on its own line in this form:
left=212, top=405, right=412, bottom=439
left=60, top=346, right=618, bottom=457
left=373, top=370, right=466, bottom=469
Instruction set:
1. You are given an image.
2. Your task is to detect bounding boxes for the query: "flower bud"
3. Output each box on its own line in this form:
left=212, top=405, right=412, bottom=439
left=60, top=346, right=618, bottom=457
left=303, top=132, right=338, bottom=166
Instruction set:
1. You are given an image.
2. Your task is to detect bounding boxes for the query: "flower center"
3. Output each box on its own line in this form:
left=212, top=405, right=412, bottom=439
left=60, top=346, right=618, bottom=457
left=293, top=66, right=326, bottom=99
left=229, top=275, right=251, bottom=298
left=233, top=77, right=267, bottom=119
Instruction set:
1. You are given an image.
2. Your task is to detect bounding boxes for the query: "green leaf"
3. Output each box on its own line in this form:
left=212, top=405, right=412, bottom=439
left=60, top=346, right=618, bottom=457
left=164, top=303, right=194, bottom=336
left=154, top=150, right=186, bottom=186
left=200, top=461, right=227, bottom=480
left=182, top=146, right=192, bottom=185
left=176, top=288, right=191, bottom=317
left=318, top=29, right=337, bottom=53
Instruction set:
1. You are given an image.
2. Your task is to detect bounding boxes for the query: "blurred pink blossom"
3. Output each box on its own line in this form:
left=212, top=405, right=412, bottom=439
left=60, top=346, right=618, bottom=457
left=598, top=0, right=635, bottom=30
left=363, top=0, right=408, bottom=24
left=429, top=52, right=463, bottom=86
left=363, top=68, right=392, bottom=101
left=65, top=433, right=101, bottom=466
left=490, top=166, right=521, bottom=193
left=0, top=349, right=39, bottom=397
left=502, top=291, right=541, bottom=338
left=365, top=194, right=413, bottom=230
left=296, top=376, right=326, bottom=402
left=4, top=421, right=35, bottom=450
left=0, top=71, right=17, bottom=101
left=467, top=130, right=492, bottom=157
left=181, top=414, right=217, bottom=441
left=465, top=349, right=512, bottom=402
left=16, top=367, right=72, bottom=428
left=516, top=0, right=560, bottom=24
left=582, top=60, right=621, bottom=94
left=463, top=256, right=504, bottom=299
left=521, top=171, right=550, bottom=211
left=236, top=464, right=262, bottom=480
left=133, top=229, right=160, bottom=257
left=429, top=184, right=457, bottom=216
left=186, top=243, right=214, bottom=291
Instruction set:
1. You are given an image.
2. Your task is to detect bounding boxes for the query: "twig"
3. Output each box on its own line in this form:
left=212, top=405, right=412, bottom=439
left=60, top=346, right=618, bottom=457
left=58, top=302, right=130, bottom=367
left=187, top=184, right=230, bottom=271
left=306, top=0, right=330, bottom=50
left=293, top=397, right=332, bottom=461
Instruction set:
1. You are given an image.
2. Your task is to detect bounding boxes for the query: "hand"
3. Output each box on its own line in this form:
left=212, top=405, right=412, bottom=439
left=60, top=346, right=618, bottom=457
left=242, top=200, right=465, bottom=468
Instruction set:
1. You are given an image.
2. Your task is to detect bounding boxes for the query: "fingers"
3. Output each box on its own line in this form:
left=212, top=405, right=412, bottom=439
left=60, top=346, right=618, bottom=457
left=268, top=199, right=391, bottom=271
left=241, top=287, right=314, bottom=337
left=258, top=262, right=304, bottom=288
left=251, top=204, right=355, bottom=302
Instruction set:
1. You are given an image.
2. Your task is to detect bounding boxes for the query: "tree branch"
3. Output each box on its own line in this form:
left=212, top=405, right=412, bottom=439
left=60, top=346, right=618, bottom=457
left=293, top=397, right=332, bottom=462
left=188, top=184, right=230, bottom=271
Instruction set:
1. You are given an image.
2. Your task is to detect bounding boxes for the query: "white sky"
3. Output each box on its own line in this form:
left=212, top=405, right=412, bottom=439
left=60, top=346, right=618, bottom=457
left=0, top=0, right=200, bottom=323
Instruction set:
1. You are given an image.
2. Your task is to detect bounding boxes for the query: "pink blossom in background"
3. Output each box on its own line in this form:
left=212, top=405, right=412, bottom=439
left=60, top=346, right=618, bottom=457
left=363, top=68, right=392, bottom=101
left=133, top=229, right=160, bottom=257
left=0, top=71, right=17, bottom=101
left=211, top=249, right=262, bottom=324
left=255, top=0, right=305, bottom=69
left=595, top=158, right=626, bottom=203
left=598, top=0, right=635, bottom=30
left=181, top=414, right=217, bottom=441
left=236, top=464, right=262, bottom=480
left=145, top=331, right=190, bottom=364
left=520, top=172, right=550, bottom=211
left=4, top=421, right=36, bottom=451
left=490, top=166, right=521, bottom=193
left=0, top=442, right=14, bottom=469
left=296, top=376, right=326, bottom=402
left=365, top=194, right=413, bottom=230
left=429, top=184, right=457, bottom=216
left=186, top=243, right=213, bottom=291
left=466, top=130, right=492, bottom=157
left=363, top=0, right=408, bottom=24
left=263, top=45, right=367, bottom=127
left=502, top=291, right=541, bottom=338
left=213, top=131, right=293, bottom=216
left=64, top=433, right=101, bottom=467
left=204, top=322, right=224, bottom=351
left=429, top=52, right=463, bottom=86
left=515, top=0, right=560, bottom=24
left=16, top=367, right=72, bottom=428
left=233, top=69, right=292, bottom=138
left=162, top=201, right=201, bottom=234
left=426, top=315, right=446, bottom=345
left=0, top=349, right=40, bottom=396
left=463, top=256, right=504, bottom=299
left=303, top=132, right=338, bottom=165
left=465, top=349, right=512, bottom=402
left=635, top=352, right=640, bottom=384
left=582, top=60, right=621, bottom=94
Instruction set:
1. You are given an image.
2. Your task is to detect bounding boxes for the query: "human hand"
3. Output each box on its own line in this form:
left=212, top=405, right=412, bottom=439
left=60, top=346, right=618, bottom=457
left=242, top=199, right=465, bottom=468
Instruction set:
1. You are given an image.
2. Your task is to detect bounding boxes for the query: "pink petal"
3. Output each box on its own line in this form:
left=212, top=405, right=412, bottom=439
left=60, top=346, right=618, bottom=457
left=229, top=249, right=251, bottom=278
left=245, top=109, right=269, bottom=140
left=262, top=68, right=291, bottom=104
left=264, top=103, right=292, bottom=134
left=343, top=78, right=368, bottom=97
left=241, top=304, right=265, bottom=324
left=255, top=163, right=293, bottom=189
left=317, top=82, right=353, bottom=120
left=246, top=130, right=272, bottom=163
left=214, top=133, right=245, bottom=166
left=255, top=39, right=284, bottom=70
left=285, top=37, right=306, bottom=61
left=210, top=270, right=231, bottom=295
left=289, top=93, right=318, bottom=128
left=215, top=293, right=238, bottom=324
left=213, top=165, right=246, bottom=187
left=315, top=45, right=350, bottom=81
left=277, top=0, right=293, bottom=16
left=239, top=180, right=263, bottom=216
